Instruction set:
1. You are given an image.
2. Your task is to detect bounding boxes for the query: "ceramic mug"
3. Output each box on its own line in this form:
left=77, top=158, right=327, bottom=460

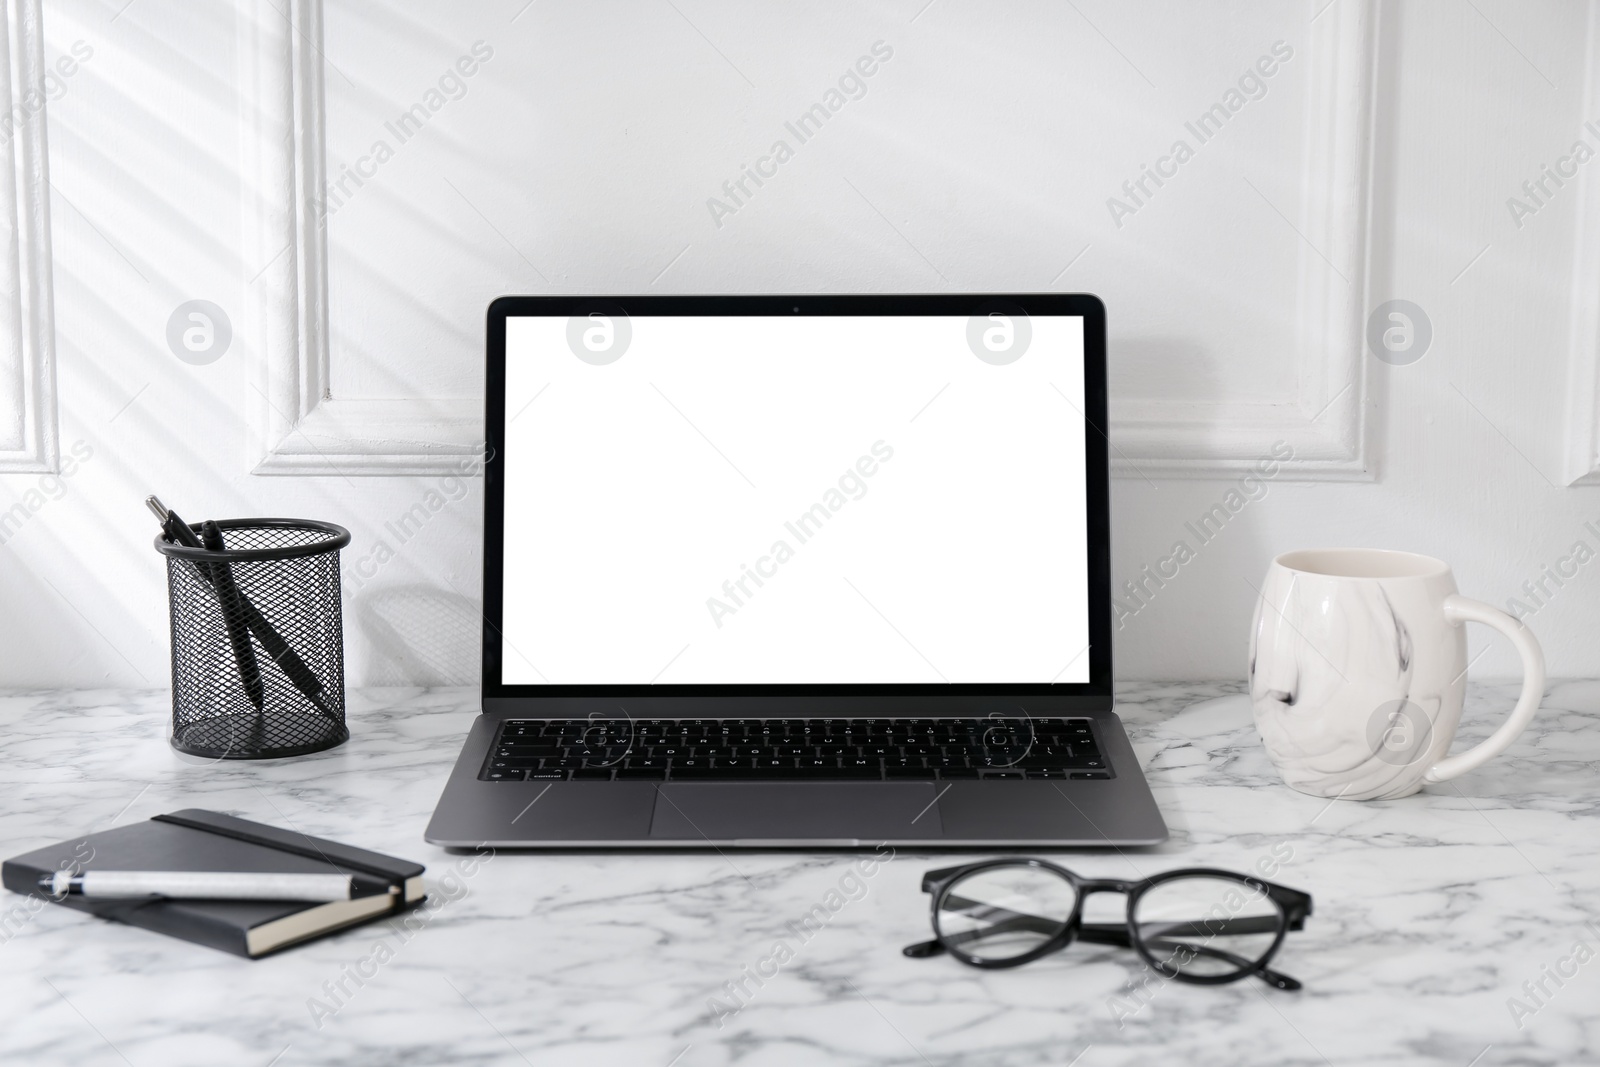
left=1248, top=548, right=1544, bottom=800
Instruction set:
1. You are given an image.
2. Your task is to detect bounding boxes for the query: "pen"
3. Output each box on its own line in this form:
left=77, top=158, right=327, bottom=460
left=39, top=870, right=385, bottom=902
left=200, top=519, right=265, bottom=714
left=147, top=497, right=339, bottom=721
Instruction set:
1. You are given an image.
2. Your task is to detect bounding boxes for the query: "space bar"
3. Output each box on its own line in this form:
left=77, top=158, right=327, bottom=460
left=668, top=767, right=881, bottom=780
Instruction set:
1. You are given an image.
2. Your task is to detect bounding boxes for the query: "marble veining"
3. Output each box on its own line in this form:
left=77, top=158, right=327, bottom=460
left=1, top=681, right=1597, bottom=1066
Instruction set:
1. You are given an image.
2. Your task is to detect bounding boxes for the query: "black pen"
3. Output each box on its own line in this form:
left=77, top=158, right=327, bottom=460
left=200, top=519, right=265, bottom=713
left=147, top=497, right=338, bottom=721
left=147, top=495, right=206, bottom=551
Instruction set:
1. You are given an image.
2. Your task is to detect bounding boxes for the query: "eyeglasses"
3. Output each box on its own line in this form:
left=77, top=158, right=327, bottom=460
left=903, top=859, right=1311, bottom=990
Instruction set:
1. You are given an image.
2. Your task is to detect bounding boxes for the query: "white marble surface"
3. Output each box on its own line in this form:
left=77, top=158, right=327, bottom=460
left=1, top=682, right=1597, bottom=1067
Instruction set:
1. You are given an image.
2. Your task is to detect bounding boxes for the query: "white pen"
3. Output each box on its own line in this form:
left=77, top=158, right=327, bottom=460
left=40, top=871, right=380, bottom=902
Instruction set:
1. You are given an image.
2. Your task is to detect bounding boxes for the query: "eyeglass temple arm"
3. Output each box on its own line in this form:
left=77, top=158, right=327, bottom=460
left=920, top=867, right=970, bottom=892
left=902, top=937, right=947, bottom=958
left=1086, top=916, right=1284, bottom=939
left=903, top=904, right=1301, bottom=991
left=903, top=899, right=1063, bottom=958
left=1080, top=923, right=1302, bottom=991
left=919, top=877, right=1311, bottom=926
left=911, top=899, right=1271, bottom=954
left=1137, top=933, right=1301, bottom=991
left=914, top=898, right=1285, bottom=948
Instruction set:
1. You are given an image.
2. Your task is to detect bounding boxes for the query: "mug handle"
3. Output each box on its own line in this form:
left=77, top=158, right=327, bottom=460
left=1422, top=595, right=1545, bottom=784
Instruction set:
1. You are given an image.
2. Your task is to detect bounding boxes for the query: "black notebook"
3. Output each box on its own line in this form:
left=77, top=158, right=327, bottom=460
left=2, top=809, right=426, bottom=958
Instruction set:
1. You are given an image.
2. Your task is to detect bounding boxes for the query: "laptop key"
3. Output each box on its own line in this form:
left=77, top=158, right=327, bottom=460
left=489, top=759, right=541, bottom=770
left=484, top=770, right=525, bottom=781
left=937, top=768, right=979, bottom=778
left=884, top=767, right=937, bottom=778
left=527, top=770, right=568, bottom=780
left=981, top=771, right=1025, bottom=779
left=496, top=746, right=561, bottom=759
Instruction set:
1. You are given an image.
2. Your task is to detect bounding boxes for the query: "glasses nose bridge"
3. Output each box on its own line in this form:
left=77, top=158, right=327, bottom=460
left=1077, top=879, right=1135, bottom=899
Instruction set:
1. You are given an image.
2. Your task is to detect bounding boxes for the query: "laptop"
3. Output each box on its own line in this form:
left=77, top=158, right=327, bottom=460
left=425, top=294, right=1167, bottom=847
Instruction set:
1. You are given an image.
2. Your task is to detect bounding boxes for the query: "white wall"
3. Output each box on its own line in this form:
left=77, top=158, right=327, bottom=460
left=2, top=0, right=1596, bottom=688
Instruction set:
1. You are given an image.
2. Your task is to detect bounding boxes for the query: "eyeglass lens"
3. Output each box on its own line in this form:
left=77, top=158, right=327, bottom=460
left=935, top=866, right=1078, bottom=961
left=1131, top=875, right=1284, bottom=979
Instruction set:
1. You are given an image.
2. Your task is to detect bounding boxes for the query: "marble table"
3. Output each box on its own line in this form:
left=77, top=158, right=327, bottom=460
left=1, top=682, right=1597, bottom=1067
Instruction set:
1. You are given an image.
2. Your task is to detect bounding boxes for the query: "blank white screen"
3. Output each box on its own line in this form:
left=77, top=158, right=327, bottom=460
left=501, top=314, right=1090, bottom=685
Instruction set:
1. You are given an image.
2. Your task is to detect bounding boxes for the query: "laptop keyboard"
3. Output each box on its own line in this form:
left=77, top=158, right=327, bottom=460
left=479, top=718, right=1111, bottom=782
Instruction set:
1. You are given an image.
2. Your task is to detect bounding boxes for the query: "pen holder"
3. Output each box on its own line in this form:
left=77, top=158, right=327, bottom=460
left=155, top=519, right=351, bottom=759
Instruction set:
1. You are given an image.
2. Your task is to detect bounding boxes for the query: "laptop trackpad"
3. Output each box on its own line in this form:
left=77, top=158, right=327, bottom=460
left=649, top=784, right=944, bottom=843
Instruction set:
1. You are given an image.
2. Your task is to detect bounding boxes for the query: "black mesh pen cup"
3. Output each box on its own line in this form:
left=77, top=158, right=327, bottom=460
left=155, top=519, right=351, bottom=759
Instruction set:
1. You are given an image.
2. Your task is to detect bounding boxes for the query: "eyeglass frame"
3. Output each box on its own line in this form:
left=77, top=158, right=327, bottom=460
left=903, top=857, right=1312, bottom=990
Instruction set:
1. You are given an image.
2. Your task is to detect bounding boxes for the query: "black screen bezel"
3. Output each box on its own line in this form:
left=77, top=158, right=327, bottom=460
left=482, top=294, right=1112, bottom=706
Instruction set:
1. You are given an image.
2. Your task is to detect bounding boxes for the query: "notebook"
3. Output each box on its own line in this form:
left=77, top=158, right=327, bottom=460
left=2, top=809, right=426, bottom=958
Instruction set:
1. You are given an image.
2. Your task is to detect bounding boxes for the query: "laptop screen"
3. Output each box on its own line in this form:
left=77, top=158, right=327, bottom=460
left=498, top=310, right=1092, bottom=687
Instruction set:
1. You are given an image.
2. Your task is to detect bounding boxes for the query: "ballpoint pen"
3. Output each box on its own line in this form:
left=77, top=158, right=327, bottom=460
left=39, top=870, right=385, bottom=902
left=147, top=497, right=338, bottom=720
left=200, top=519, right=265, bottom=714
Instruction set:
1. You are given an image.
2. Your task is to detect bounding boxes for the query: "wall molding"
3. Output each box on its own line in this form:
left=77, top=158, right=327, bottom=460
left=239, top=0, right=480, bottom=477
left=240, top=0, right=1375, bottom=480
left=1562, top=1, right=1600, bottom=485
left=0, top=0, right=58, bottom=474
left=1110, top=0, right=1376, bottom=481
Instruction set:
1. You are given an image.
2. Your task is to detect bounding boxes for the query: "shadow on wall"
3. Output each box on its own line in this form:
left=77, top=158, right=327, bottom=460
left=1111, top=452, right=1278, bottom=682
left=355, top=586, right=481, bottom=686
